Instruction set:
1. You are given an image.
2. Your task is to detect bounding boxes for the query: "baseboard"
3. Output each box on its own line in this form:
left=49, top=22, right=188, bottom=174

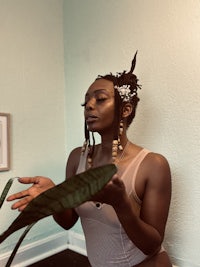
left=0, top=231, right=70, bottom=267
left=0, top=229, right=179, bottom=267
left=67, top=230, right=87, bottom=256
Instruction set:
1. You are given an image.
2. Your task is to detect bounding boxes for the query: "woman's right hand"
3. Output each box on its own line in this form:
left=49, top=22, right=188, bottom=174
left=7, top=176, right=55, bottom=211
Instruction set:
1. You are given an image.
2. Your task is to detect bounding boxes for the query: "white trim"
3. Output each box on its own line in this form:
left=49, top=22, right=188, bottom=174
left=67, top=230, right=87, bottom=256
left=0, top=231, right=69, bottom=267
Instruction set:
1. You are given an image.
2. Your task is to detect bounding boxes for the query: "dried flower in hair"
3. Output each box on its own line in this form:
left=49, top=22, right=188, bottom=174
left=114, top=84, right=136, bottom=102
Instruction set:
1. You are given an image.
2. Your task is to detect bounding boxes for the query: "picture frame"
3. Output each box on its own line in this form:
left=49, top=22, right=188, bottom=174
left=0, top=113, right=10, bottom=171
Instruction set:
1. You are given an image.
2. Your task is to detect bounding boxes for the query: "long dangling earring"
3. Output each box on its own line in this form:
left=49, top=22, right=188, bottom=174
left=112, top=139, right=118, bottom=163
left=112, top=120, right=124, bottom=163
left=87, top=147, right=93, bottom=168
left=119, top=120, right=124, bottom=136
left=118, top=120, right=124, bottom=151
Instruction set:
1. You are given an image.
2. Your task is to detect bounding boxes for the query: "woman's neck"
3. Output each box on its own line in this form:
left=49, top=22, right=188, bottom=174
left=100, top=133, right=129, bottom=154
left=90, top=133, right=129, bottom=167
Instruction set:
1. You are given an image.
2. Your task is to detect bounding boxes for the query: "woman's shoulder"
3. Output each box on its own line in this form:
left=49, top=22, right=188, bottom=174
left=66, top=146, right=82, bottom=178
left=68, top=146, right=84, bottom=166
left=129, top=143, right=169, bottom=165
left=129, top=143, right=171, bottom=178
left=140, top=150, right=171, bottom=185
left=69, top=146, right=82, bottom=157
left=143, top=150, right=170, bottom=169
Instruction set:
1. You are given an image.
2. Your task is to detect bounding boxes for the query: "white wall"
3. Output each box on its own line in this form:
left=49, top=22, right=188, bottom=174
left=64, top=1, right=200, bottom=267
left=0, top=0, right=66, bottom=256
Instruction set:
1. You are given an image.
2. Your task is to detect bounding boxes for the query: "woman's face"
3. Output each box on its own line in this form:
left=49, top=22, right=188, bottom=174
left=83, top=79, right=115, bottom=134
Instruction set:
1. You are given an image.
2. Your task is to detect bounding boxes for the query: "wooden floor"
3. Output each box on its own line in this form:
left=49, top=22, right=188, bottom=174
left=27, top=249, right=91, bottom=267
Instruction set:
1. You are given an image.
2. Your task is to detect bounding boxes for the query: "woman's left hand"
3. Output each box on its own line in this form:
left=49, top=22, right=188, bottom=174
left=90, top=174, right=127, bottom=207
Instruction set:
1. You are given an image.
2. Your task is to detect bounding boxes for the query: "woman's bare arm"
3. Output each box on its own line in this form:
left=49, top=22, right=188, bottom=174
left=114, top=153, right=171, bottom=255
left=53, top=147, right=81, bottom=229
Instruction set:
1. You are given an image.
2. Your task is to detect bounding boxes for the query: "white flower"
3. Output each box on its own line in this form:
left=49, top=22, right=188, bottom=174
left=114, top=85, right=136, bottom=102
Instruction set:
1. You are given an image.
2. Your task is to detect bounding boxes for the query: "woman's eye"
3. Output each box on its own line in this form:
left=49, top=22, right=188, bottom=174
left=81, top=97, right=107, bottom=107
left=96, top=97, right=107, bottom=102
left=81, top=101, right=87, bottom=107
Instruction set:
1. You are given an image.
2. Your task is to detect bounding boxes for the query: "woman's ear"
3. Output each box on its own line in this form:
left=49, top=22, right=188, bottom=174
left=122, top=103, right=133, bottom=118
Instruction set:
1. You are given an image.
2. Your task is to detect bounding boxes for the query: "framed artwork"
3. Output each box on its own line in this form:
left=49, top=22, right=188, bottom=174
left=0, top=113, right=10, bottom=171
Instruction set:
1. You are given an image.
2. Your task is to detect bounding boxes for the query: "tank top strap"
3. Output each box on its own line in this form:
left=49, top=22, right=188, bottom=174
left=76, top=148, right=88, bottom=174
left=122, top=148, right=151, bottom=204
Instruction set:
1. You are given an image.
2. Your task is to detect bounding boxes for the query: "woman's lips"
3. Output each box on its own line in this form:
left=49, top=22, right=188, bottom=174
left=86, top=115, right=98, bottom=123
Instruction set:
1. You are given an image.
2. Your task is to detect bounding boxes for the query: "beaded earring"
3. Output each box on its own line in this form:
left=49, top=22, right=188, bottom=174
left=87, top=145, right=93, bottom=169
left=118, top=120, right=124, bottom=151
left=112, top=139, right=119, bottom=163
left=112, top=120, right=124, bottom=163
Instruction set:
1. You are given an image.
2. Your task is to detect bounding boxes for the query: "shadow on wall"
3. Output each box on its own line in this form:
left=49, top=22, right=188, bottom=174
left=164, top=167, right=186, bottom=266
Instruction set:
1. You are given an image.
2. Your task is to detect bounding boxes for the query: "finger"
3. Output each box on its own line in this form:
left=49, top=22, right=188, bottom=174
left=18, top=177, right=39, bottom=184
left=11, top=196, right=32, bottom=210
left=107, top=175, right=124, bottom=189
left=107, top=174, right=120, bottom=185
left=18, top=204, right=28, bottom=211
left=7, top=189, right=29, bottom=201
left=112, top=176, right=123, bottom=185
left=110, top=174, right=119, bottom=181
left=112, top=174, right=118, bottom=179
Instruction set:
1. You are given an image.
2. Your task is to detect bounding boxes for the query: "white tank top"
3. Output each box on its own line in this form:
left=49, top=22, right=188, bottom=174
left=75, top=148, right=150, bottom=267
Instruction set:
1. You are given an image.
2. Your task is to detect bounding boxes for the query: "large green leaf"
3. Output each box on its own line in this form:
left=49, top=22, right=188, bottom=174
left=0, top=164, right=117, bottom=244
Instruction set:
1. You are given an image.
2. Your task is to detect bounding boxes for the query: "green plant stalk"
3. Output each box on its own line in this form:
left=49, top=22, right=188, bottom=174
left=0, top=177, right=19, bottom=209
left=5, top=223, right=36, bottom=267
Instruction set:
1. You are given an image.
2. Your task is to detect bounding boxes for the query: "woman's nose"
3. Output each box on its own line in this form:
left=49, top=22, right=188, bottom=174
left=85, top=98, right=95, bottom=110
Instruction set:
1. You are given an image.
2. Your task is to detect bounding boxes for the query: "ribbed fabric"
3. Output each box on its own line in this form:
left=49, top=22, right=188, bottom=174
left=75, top=149, right=150, bottom=266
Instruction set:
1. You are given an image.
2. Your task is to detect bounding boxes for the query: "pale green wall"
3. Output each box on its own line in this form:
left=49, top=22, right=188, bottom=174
left=63, top=1, right=200, bottom=267
left=0, top=0, right=66, bottom=254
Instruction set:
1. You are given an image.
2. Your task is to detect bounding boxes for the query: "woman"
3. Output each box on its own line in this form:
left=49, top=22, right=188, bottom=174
left=8, top=52, right=172, bottom=266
